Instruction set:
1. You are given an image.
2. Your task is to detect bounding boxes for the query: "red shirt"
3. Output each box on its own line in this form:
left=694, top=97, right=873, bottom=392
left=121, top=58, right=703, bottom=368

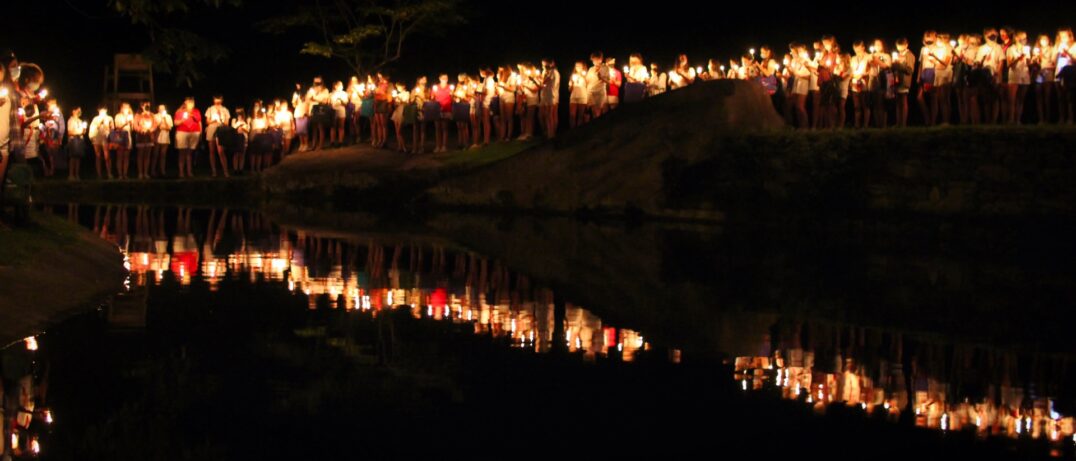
left=432, top=84, right=453, bottom=112
left=608, top=69, right=622, bottom=97
left=176, top=107, right=202, bottom=132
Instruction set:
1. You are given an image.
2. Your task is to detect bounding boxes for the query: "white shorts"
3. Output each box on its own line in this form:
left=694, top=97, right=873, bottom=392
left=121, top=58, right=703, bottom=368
left=206, top=123, right=221, bottom=141
left=500, top=94, right=515, bottom=105
left=176, top=131, right=201, bottom=150
left=793, top=78, right=809, bottom=96
left=588, top=91, right=606, bottom=108
left=935, top=70, right=953, bottom=86
left=607, top=95, right=619, bottom=105
left=334, top=106, right=347, bottom=119
left=157, top=130, right=171, bottom=145
left=525, top=95, right=539, bottom=107
left=1008, top=70, right=1031, bottom=85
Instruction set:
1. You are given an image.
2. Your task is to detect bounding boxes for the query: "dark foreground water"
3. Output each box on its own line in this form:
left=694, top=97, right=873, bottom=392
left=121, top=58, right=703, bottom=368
left=7, top=204, right=1076, bottom=459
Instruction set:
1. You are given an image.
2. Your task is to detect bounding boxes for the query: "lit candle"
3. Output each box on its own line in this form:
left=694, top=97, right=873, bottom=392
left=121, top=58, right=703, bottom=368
left=391, top=89, right=398, bottom=99
left=623, top=65, right=629, bottom=74
left=0, top=87, right=7, bottom=97
left=449, top=84, right=456, bottom=91
left=869, top=46, right=876, bottom=54
left=1024, top=45, right=1031, bottom=56
left=892, top=51, right=898, bottom=61
left=783, top=57, right=790, bottom=66
left=38, top=88, right=48, bottom=98
left=826, top=59, right=833, bottom=67
left=749, top=48, right=756, bottom=56
left=143, top=119, right=152, bottom=131
left=1034, top=47, right=1041, bottom=56
left=696, top=66, right=702, bottom=75
left=720, top=65, right=726, bottom=71
left=949, top=40, right=957, bottom=47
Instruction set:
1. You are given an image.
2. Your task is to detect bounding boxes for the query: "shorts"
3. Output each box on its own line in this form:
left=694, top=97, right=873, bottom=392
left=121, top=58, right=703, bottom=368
left=570, top=91, right=588, bottom=105
left=157, top=130, right=171, bottom=145
left=1008, top=71, right=1031, bottom=86
left=295, top=117, right=309, bottom=135
left=525, top=95, right=539, bottom=107
left=500, top=94, right=516, bottom=105
left=334, top=106, right=347, bottom=119
left=206, top=123, right=221, bottom=141
left=92, top=133, right=109, bottom=146
left=607, top=95, right=619, bottom=105
left=540, top=92, right=555, bottom=106
left=135, top=132, right=155, bottom=149
left=839, top=80, right=850, bottom=99
left=375, top=100, right=391, bottom=115
left=792, top=78, right=809, bottom=96
left=935, top=70, right=953, bottom=86
left=587, top=91, right=606, bottom=108
left=67, top=137, right=86, bottom=158
left=176, top=131, right=201, bottom=150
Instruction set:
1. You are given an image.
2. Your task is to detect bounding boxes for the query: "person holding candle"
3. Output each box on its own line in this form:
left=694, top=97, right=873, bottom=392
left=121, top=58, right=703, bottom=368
left=452, top=73, right=473, bottom=148
left=360, top=76, right=377, bottom=146
left=624, top=54, right=649, bottom=104
left=606, top=57, right=622, bottom=111
left=1006, top=31, right=1032, bottom=124
left=669, top=54, right=695, bottom=91
left=518, top=65, right=540, bottom=141
left=759, top=46, right=782, bottom=108
left=249, top=100, right=271, bottom=173
left=807, top=41, right=823, bottom=129
left=204, top=95, right=230, bottom=177
left=790, top=43, right=812, bottom=129
left=307, top=76, right=331, bottom=150
left=112, top=102, right=134, bottom=180
left=275, top=99, right=295, bottom=157
left=849, top=41, right=872, bottom=129
left=89, top=106, right=113, bottom=179
left=586, top=52, right=610, bottom=120
left=390, top=82, right=411, bottom=153
left=478, top=67, right=496, bottom=146
left=867, top=39, right=892, bottom=128
left=647, top=63, right=667, bottom=98
left=372, top=73, right=392, bottom=149
left=934, top=33, right=955, bottom=125
left=66, top=107, right=86, bottom=181
left=346, top=76, right=362, bottom=144
left=892, top=38, right=915, bottom=128
left=817, top=36, right=841, bottom=129
left=1056, top=28, right=1075, bottom=124
left=539, top=60, right=560, bottom=139
left=496, top=68, right=517, bottom=142
left=432, top=73, right=453, bottom=152
left=175, top=97, right=202, bottom=179
left=229, top=107, right=249, bottom=172
left=978, top=28, right=1005, bottom=124
left=39, top=98, right=64, bottom=178
left=134, top=101, right=156, bottom=180
left=292, top=84, right=310, bottom=152
left=152, top=105, right=172, bottom=177
left=569, top=61, right=589, bottom=128
left=412, top=76, right=430, bottom=153
left=330, top=81, right=348, bottom=148
left=781, top=50, right=796, bottom=125
left=1033, top=34, right=1057, bottom=124
left=961, top=34, right=984, bottom=125
left=20, top=100, right=41, bottom=171
left=917, top=31, right=940, bottom=125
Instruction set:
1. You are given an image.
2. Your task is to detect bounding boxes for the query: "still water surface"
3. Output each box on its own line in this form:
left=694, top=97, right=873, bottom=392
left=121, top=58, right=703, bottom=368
left=8, top=204, right=1076, bottom=459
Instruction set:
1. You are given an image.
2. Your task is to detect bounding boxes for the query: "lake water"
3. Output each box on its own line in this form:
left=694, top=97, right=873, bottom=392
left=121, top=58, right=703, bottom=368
left=9, top=204, right=1076, bottom=459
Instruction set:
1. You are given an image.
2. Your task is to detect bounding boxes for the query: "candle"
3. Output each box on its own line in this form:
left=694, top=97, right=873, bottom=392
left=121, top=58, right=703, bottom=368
left=38, top=89, right=48, bottom=98
left=814, top=51, right=821, bottom=60
left=720, top=65, right=726, bottom=71
left=869, top=46, right=876, bottom=54
left=749, top=48, right=756, bottom=56
left=0, top=87, right=7, bottom=97
left=892, top=51, right=898, bottom=61
left=826, top=59, right=833, bottom=67
left=950, top=40, right=957, bottom=47
left=392, top=90, right=398, bottom=98
left=450, top=84, right=456, bottom=91
left=783, top=57, right=790, bottom=66
left=696, top=66, right=702, bottom=75
left=623, top=65, right=629, bottom=74
left=1024, top=45, right=1031, bottom=55
left=1034, top=47, right=1041, bottom=56
left=143, top=120, right=152, bottom=131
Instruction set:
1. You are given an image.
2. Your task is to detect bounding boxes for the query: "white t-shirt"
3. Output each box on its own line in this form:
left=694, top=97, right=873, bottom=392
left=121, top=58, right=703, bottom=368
left=0, top=87, right=11, bottom=156
left=205, top=105, right=230, bottom=126
left=67, top=116, right=86, bottom=136
left=90, top=114, right=114, bottom=139
left=585, top=64, right=608, bottom=94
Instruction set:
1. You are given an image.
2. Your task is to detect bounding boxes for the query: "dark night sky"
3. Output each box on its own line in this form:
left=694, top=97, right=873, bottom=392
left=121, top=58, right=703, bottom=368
left=6, top=0, right=1076, bottom=113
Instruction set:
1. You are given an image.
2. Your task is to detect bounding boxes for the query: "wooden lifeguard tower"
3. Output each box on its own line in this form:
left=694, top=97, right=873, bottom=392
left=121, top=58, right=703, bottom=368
left=102, top=54, right=154, bottom=111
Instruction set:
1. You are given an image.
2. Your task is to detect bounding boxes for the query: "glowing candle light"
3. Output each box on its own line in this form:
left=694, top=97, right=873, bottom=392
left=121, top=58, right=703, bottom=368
left=783, top=57, right=790, bottom=66
left=695, top=66, right=703, bottom=75
left=749, top=48, right=756, bottom=56
left=1034, top=47, right=1041, bottom=56
left=869, top=46, right=876, bottom=54
left=24, top=336, right=38, bottom=351
left=30, top=437, right=40, bottom=455
left=892, top=51, right=899, bottom=61
left=38, top=88, right=48, bottom=98
left=44, top=409, right=53, bottom=424
left=449, top=84, right=456, bottom=91
left=720, top=65, right=726, bottom=72
left=950, top=40, right=957, bottom=47
left=1024, top=45, right=1031, bottom=55
left=0, top=87, right=7, bottom=97
left=623, top=65, right=629, bottom=74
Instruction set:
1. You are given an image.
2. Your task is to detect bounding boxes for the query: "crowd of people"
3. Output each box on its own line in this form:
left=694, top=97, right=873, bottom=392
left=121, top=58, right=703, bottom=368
left=2, top=26, right=1076, bottom=184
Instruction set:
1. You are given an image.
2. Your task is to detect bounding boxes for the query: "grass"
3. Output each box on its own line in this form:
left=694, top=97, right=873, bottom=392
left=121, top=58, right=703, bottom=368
left=431, top=139, right=542, bottom=170
left=0, top=213, right=83, bottom=267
